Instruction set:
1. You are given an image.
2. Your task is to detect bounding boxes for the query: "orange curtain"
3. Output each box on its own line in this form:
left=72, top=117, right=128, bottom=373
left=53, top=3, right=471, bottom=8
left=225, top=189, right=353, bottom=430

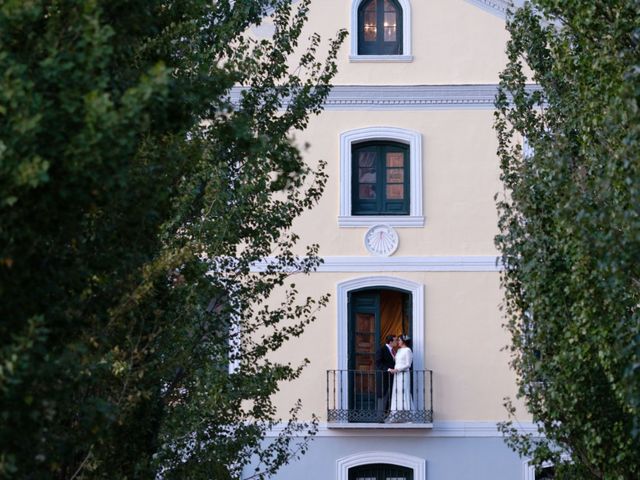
left=379, top=290, right=405, bottom=344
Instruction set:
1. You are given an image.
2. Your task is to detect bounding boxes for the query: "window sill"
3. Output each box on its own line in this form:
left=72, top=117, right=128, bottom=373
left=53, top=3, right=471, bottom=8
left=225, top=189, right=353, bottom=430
left=349, top=55, right=414, bottom=63
left=338, top=215, right=424, bottom=228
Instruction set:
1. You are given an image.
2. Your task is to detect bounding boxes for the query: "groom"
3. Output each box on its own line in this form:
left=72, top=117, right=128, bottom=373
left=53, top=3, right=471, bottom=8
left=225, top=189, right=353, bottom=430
left=374, top=335, right=397, bottom=421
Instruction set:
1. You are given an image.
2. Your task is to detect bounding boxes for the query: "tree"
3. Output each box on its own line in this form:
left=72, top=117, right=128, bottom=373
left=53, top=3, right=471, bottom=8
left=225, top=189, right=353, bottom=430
left=0, top=0, right=346, bottom=478
left=495, top=1, right=640, bottom=478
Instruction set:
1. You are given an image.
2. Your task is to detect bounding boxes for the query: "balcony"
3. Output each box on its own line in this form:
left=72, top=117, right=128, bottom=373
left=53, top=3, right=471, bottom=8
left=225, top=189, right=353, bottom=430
left=326, top=369, right=433, bottom=428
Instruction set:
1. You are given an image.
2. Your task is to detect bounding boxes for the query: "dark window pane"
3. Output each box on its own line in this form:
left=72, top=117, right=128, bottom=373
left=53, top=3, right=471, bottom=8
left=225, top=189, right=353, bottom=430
left=349, top=463, right=413, bottom=480
left=359, top=151, right=377, bottom=168
left=364, top=2, right=377, bottom=41
left=386, top=168, right=404, bottom=183
left=359, top=168, right=376, bottom=183
left=386, top=184, right=404, bottom=200
left=359, top=184, right=376, bottom=200
left=386, top=151, right=404, bottom=167
left=383, top=11, right=397, bottom=41
left=352, top=142, right=409, bottom=215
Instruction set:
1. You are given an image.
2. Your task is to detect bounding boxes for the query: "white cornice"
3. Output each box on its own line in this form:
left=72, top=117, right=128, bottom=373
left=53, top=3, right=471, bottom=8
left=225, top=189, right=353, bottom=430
left=464, top=0, right=514, bottom=18
left=229, top=84, right=540, bottom=111
left=325, top=84, right=500, bottom=110
left=265, top=421, right=541, bottom=438
left=251, top=256, right=502, bottom=273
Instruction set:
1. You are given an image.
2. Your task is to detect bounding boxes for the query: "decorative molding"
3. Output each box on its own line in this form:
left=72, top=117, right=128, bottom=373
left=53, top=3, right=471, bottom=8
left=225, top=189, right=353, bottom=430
left=364, top=224, right=399, bottom=257
left=339, top=126, right=423, bottom=227
left=328, top=422, right=433, bottom=430
left=265, top=421, right=541, bottom=438
left=251, top=256, right=502, bottom=272
left=523, top=460, right=536, bottom=480
left=263, top=0, right=301, bottom=15
left=523, top=458, right=563, bottom=480
left=327, top=85, right=501, bottom=110
left=337, top=451, right=426, bottom=480
left=350, top=0, right=412, bottom=58
left=464, top=0, right=514, bottom=18
left=349, top=54, right=414, bottom=63
left=338, top=215, right=425, bottom=228
left=229, top=84, right=541, bottom=111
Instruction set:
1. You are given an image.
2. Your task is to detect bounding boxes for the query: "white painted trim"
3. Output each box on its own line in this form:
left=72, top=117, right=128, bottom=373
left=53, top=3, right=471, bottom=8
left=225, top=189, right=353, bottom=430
left=339, top=126, right=423, bottom=227
left=338, top=276, right=424, bottom=370
left=265, top=421, right=541, bottom=438
left=523, top=454, right=569, bottom=479
left=263, top=0, right=301, bottom=15
left=337, top=276, right=424, bottom=412
left=251, top=256, right=501, bottom=272
left=523, top=459, right=556, bottom=480
left=337, top=451, right=426, bottom=480
left=523, top=461, right=536, bottom=480
left=228, top=317, right=241, bottom=374
left=349, top=54, right=413, bottom=63
left=317, top=255, right=501, bottom=272
left=464, top=0, right=513, bottom=18
left=339, top=215, right=424, bottom=228
left=319, top=255, right=500, bottom=272
left=229, top=84, right=541, bottom=111
left=350, top=0, right=412, bottom=58
left=327, top=422, right=433, bottom=430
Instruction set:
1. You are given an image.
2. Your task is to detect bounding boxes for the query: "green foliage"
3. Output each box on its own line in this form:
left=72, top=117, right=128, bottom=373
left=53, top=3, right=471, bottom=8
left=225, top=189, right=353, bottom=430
left=495, top=1, right=640, bottom=478
left=0, top=0, right=346, bottom=478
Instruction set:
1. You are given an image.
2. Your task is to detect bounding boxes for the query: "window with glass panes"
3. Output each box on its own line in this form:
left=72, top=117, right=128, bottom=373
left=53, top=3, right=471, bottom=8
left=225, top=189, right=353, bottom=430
left=358, top=0, right=403, bottom=55
left=536, top=466, right=555, bottom=479
left=349, top=463, right=413, bottom=480
left=352, top=141, right=409, bottom=215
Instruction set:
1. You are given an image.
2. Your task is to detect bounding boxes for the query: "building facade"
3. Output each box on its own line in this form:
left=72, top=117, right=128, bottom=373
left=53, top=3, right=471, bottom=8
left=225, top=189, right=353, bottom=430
left=249, top=1, right=537, bottom=479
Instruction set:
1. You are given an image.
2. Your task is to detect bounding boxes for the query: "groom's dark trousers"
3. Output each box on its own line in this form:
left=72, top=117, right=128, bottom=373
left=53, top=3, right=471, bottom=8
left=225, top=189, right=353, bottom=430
left=374, top=344, right=395, bottom=421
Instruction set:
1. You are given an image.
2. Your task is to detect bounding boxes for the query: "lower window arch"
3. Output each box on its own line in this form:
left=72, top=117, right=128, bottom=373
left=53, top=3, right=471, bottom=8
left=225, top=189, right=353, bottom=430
left=349, top=463, right=413, bottom=480
left=337, top=452, right=426, bottom=480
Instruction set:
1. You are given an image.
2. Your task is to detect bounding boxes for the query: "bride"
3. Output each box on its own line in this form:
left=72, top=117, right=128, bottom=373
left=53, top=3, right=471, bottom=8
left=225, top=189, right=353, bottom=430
left=386, top=335, right=413, bottom=422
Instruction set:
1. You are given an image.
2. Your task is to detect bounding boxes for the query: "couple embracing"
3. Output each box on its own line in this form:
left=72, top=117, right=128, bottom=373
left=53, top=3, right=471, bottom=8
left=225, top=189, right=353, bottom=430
left=374, top=334, right=413, bottom=423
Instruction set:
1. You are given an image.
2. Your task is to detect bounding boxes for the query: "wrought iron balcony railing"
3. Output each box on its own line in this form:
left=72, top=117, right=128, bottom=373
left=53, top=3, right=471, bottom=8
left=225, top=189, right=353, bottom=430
left=327, top=369, right=433, bottom=425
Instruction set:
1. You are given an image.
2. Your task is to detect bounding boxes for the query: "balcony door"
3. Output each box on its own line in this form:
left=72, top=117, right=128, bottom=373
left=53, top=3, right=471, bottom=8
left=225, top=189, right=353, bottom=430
left=348, top=288, right=411, bottom=421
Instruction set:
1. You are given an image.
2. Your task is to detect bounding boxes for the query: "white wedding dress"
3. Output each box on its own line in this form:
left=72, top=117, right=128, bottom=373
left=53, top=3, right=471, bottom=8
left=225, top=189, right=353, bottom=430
left=387, top=347, right=414, bottom=422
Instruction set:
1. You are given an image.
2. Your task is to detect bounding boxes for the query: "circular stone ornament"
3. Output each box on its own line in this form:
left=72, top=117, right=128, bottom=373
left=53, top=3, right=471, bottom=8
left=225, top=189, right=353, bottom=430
left=364, top=224, right=399, bottom=257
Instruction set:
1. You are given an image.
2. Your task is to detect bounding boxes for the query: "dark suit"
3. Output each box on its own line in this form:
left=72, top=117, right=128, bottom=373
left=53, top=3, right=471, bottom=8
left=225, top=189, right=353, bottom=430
left=374, top=343, right=395, bottom=420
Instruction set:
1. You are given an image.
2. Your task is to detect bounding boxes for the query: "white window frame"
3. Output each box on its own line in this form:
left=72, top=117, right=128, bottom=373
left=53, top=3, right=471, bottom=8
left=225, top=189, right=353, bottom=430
left=337, top=452, right=426, bottom=480
left=337, top=276, right=424, bottom=372
left=336, top=276, right=425, bottom=410
left=349, top=0, right=413, bottom=62
left=339, top=126, right=423, bottom=227
left=523, top=460, right=557, bottom=480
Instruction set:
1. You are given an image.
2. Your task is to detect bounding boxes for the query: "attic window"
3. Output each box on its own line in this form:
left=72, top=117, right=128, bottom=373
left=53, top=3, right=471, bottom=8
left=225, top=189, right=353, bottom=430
left=358, top=0, right=403, bottom=55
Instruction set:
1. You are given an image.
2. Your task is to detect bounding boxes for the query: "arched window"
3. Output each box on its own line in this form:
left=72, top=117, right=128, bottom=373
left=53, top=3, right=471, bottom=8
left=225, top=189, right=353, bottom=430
left=339, top=127, right=423, bottom=227
left=358, top=0, right=403, bottom=55
left=337, top=452, right=426, bottom=480
left=349, top=463, right=413, bottom=480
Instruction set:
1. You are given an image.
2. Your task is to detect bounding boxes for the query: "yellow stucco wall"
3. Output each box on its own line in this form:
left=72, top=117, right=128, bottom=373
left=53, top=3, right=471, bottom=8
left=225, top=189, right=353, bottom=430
left=301, top=0, right=510, bottom=85
left=291, top=108, right=501, bottom=256
left=251, top=0, right=529, bottom=424
left=267, top=271, right=521, bottom=422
